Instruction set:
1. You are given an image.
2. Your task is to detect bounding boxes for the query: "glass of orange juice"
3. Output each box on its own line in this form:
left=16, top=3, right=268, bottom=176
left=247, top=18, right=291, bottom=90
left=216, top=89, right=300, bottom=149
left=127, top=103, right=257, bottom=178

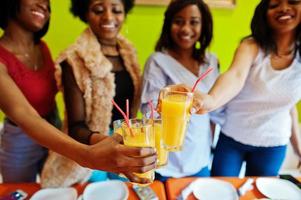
left=153, top=119, right=169, bottom=167
left=160, top=87, right=193, bottom=151
left=120, top=119, right=155, bottom=185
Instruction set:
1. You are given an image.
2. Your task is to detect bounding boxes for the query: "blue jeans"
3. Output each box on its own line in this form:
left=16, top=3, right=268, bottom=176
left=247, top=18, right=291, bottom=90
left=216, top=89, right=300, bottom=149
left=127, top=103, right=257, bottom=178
left=155, top=166, right=210, bottom=182
left=211, top=133, right=287, bottom=176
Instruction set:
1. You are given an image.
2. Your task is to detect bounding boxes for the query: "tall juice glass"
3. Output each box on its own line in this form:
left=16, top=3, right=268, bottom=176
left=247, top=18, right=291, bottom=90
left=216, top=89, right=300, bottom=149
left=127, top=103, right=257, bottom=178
left=161, top=88, right=193, bottom=151
left=153, top=119, right=169, bottom=167
left=120, top=119, right=155, bottom=185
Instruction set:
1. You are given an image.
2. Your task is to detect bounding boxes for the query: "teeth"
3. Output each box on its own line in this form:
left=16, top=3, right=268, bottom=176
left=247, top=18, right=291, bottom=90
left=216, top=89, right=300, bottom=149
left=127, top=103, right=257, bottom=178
left=278, top=15, right=292, bottom=21
left=32, top=11, right=45, bottom=19
left=180, top=35, right=191, bottom=40
left=102, top=24, right=115, bottom=29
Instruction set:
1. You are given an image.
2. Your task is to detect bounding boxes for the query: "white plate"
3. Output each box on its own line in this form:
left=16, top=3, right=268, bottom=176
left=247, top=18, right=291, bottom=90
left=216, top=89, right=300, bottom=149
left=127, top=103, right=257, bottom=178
left=256, top=177, right=301, bottom=200
left=30, top=188, right=77, bottom=200
left=192, top=178, right=239, bottom=200
left=83, top=180, right=129, bottom=200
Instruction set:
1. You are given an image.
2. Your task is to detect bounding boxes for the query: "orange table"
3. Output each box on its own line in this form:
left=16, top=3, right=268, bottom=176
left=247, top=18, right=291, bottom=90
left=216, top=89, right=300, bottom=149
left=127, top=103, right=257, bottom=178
left=0, top=180, right=166, bottom=200
left=165, top=177, right=270, bottom=200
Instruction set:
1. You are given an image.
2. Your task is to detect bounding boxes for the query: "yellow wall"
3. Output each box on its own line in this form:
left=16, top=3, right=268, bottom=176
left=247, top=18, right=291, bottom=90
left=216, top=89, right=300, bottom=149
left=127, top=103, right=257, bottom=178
left=5, top=0, right=301, bottom=121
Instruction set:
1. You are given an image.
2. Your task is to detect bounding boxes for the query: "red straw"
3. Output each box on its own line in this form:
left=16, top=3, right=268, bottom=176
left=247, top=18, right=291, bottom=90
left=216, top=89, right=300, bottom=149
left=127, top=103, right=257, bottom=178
left=148, top=100, right=154, bottom=120
left=126, top=99, right=129, bottom=120
left=111, top=99, right=133, bottom=136
left=191, top=67, right=214, bottom=92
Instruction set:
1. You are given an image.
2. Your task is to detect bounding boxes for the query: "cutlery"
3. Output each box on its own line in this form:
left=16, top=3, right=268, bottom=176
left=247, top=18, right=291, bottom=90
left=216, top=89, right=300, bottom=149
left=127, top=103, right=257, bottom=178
left=279, top=174, right=301, bottom=189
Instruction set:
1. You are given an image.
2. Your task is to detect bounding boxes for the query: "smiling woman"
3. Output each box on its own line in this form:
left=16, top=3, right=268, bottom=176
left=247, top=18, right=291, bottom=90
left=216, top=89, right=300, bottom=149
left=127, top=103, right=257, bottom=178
left=40, top=0, right=156, bottom=187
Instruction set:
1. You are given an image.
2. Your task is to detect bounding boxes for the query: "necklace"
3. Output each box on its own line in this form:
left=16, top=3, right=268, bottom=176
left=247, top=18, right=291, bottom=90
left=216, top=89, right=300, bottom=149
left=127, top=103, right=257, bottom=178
left=15, top=52, right=39, bottom=71
left=1, top=36, right=39, bottom=71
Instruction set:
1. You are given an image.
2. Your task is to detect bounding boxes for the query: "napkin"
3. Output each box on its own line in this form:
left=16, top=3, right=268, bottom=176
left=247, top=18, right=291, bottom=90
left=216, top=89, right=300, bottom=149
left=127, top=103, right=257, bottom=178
left=177, top=179, right=199, bottom=200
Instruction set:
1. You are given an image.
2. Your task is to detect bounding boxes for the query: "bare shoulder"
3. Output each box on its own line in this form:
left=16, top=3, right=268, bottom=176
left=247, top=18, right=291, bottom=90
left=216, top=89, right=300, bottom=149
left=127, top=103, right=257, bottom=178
left=239, top=38, right=259, bottom=53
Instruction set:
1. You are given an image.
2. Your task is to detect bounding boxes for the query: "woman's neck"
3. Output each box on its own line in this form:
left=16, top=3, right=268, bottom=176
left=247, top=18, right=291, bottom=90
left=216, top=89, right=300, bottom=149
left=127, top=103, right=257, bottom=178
left=274, top=31, right=296, bottom=56
left=100, top=42, right=119, bottom=56
left=0, top=22, right=35, bottom=50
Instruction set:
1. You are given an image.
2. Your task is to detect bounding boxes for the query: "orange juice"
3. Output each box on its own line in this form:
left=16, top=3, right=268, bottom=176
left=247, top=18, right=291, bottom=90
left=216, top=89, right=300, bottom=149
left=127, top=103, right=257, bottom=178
left=154, top=121, right=168, bottom=167
left=161, top=93, right=192, bottom=151
left=122, top=120, right=155, bottom=183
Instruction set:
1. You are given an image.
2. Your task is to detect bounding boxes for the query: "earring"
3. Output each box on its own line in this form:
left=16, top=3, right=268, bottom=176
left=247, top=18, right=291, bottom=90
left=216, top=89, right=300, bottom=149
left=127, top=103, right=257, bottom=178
left=195, top=41, right=201, bottom=49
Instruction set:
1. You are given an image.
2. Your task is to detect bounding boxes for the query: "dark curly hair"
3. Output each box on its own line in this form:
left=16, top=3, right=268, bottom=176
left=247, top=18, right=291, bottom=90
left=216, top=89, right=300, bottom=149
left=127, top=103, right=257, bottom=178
left=155, top=0, right=213, bottom=64
left=70, top=0, right=135, bottom=23
left=250, top=0, right=301, bottom=57
left=0, top=0, right=50, bottom=44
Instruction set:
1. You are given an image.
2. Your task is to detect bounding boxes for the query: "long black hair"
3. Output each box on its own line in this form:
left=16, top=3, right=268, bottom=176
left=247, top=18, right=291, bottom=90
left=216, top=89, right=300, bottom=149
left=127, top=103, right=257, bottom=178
left=0, top=0, right=50, bottom=44
left=250, top=0, right=301, bottom=56
left=155, top=0, right=213, bottom=64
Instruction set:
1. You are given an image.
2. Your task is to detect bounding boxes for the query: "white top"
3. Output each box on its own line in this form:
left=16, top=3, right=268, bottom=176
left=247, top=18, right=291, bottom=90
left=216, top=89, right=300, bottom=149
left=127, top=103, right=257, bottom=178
left=141, top=52, right=224, bottom=177
left=222, top=49, right=301, bottom=147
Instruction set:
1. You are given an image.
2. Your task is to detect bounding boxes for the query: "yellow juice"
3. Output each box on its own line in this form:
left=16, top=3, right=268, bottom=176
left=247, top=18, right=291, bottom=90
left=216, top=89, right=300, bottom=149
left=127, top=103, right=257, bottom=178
left=154, top=122, right=168, bottom=167
left=161, top=94, right=191, bottom=151
left=122, top=124, right=155, bottom=182
left=114, top=127, right=122, bottom=135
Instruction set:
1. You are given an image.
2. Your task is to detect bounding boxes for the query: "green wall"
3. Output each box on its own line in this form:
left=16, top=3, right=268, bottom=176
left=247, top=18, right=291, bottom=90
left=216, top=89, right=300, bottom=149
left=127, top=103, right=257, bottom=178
left=4, top=0, right=301, bottom=121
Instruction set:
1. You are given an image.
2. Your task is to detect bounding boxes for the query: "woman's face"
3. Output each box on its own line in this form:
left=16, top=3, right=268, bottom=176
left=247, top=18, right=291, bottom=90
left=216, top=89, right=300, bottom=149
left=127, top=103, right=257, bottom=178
left=16, top=0, right=50, bottom=32
left=86, top=0, right=125, bottom=45
left=267, top=0, right=301, bottom=34
left=170, top=4, right=202, bottom=51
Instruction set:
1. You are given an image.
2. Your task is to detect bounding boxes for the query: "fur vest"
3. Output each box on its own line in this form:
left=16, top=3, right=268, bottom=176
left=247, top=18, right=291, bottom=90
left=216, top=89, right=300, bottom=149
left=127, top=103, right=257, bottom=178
left=55, top=27, right=141, bottom=134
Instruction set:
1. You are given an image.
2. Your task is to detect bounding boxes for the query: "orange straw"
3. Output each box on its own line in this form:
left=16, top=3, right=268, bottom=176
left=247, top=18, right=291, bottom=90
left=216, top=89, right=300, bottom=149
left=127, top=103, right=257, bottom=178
left=191, top=67, right=214, bottom=92
left=111, top=99, right=133, bottom=136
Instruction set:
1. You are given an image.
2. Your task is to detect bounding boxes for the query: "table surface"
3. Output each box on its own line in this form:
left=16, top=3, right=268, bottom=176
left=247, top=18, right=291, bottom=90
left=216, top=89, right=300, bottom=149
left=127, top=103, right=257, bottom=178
left=1, top=177, right=300, bottom=200
left=0, top=180, right=166, bottom=200
left=165, top=177, right=301, bottom=200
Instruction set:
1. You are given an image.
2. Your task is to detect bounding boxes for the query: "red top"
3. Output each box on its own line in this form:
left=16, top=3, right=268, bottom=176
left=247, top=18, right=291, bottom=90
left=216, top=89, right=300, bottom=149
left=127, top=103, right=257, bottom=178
left=0, top=41, right=57, bottom=116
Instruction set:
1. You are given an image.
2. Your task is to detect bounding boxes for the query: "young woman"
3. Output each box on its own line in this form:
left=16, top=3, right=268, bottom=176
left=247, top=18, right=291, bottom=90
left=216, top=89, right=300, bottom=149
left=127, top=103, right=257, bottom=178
left=41, top=0, right=154, bottom=186
left=0, top=0, right=156, bottom=183
left=192, top=0, right=301, bottom=176
left=141, top=0, right=223, bottom=181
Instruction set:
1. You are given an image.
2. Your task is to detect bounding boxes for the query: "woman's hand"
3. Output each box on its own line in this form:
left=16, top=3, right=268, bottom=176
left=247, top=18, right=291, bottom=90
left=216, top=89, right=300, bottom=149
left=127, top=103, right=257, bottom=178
left=191, top=90, right=215, bottom=114
left=156, top=84, right=215, bottom=115
left=83, top=135, right=157, bottom=184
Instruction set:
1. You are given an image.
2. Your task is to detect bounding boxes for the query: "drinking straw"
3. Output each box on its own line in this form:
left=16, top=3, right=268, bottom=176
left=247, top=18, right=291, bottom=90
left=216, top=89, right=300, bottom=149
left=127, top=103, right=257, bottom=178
left=111, top=99, right=133, bottom=136
left=191, top=67, right=214, bottom=92
left=126, top=99, right=129, bottom=120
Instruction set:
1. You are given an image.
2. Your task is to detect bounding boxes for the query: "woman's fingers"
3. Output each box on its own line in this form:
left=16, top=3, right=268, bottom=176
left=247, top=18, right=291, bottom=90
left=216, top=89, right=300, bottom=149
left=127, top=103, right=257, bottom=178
left=119, top=145, right=157, bottom=157
left=111, top=132, right=123, bottom=143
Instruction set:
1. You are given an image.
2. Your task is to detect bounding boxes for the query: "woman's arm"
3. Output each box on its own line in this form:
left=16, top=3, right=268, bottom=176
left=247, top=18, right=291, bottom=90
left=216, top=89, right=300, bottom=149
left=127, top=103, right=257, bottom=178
left=164, top=39, right=259, bottom=114
left=61, top=61, right=103, bottom=145
left=203, top=39, right=259, bottom=112
left=290, top=106, right=301, bottom=166
left=0, top=63, right=156, bottom=178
